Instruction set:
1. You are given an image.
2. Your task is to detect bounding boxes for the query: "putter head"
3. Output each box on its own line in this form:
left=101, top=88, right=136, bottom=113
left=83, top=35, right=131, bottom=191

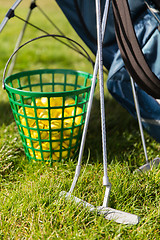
left=60, top=191, right=140, bottom=225
left=97, top=206, right=140, bottom=225
left=134, top=157, right=160, bottom=173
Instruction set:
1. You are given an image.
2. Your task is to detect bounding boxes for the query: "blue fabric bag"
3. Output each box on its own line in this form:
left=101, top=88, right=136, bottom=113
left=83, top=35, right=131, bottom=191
left=56, top=0, right=160, bottom=142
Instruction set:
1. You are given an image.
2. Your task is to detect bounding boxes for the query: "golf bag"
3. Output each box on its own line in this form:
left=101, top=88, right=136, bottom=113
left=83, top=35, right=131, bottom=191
left=56, top=0, right=160, bottom=142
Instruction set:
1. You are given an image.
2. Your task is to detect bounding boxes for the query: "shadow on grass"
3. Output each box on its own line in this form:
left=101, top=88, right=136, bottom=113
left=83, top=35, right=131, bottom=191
left=0, top=101, right=14, bottom=126
left=0, top=94, right=156, bottom=172
left=83, top=95, right=151, bottom=169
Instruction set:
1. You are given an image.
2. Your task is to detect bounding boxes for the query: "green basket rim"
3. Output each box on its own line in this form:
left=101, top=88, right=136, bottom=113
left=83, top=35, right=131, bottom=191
left=4, top=69, right=93, bottom=97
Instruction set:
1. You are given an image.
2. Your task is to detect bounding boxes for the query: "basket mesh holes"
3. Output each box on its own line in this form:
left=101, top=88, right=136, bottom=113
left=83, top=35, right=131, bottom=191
left=13, top=94, right=20, bottom=103
left=65, top=85, right=76, bottom=92
left=20, top=74, right=39, bottom=92
left=53, top=73, right=65, bottom=92
left=54, top=73, right=64, bottom=83
left=78, top=93, right=88, bottom=104
left=11, top=79, right=20, bottom=89
left=9, top=99, right=19, bottom=117
left=63, top=116, right=74, bottom=128
left=24, top=98, right=32, bottom=106
left=77, top=76, right=86, bottom=88
left=85, top=78, right=92, bottom=87
left=40, top=84, right=52, bottom=93
left=23, top=87, right=31, bottom=92
left=31, top=85, right=42, bottom=92
left=25, top=138, right=33, bottom=149
left=37, top=120, right=46, bottom=129
left=18, top=76, right=31, bottom=90
left=21, top=127, right=29, bottom=137
left=50, top=97, right=63, bottom=108
left=66, top=74, right=76, bottom=85
left=65, top=95, right=76, bottom=103
left=30, top=74, right=41, bottom=85
left=65, top=74, right=78, bottom=91
left=64, top=105, right=74, bottom=116
left=41, top=141, right=51, bottom=151
left=52, top=84, right=63, bottom=93
left=41, top=73, right=52, bottom=84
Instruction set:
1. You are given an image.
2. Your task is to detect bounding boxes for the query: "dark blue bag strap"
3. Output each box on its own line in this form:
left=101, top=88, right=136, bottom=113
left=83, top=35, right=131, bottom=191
left=112, top=0, right=160, bottom=99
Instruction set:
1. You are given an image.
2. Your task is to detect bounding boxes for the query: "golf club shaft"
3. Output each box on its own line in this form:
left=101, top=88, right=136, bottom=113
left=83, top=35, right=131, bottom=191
left=96, top=0, right=109, bottom=186
left=130, top=77, right=148, bottom=163
left=68, top=0, right=110, bottom=194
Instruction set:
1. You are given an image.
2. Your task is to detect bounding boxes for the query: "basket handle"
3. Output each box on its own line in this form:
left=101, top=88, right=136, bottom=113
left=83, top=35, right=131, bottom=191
left=2, top=34, right=93, bottom=89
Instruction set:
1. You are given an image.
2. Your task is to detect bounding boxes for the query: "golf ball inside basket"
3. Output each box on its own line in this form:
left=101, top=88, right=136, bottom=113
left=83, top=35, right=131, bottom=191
left=18, top=97, right=83, bottom=162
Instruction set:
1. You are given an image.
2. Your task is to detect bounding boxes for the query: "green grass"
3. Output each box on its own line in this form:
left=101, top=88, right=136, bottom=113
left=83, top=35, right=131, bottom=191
left=0, top=1, right=160, bottom=239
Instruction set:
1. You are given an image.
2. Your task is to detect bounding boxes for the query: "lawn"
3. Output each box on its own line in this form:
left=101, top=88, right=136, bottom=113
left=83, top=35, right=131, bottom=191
left=0, top=1, right=160, bottom=239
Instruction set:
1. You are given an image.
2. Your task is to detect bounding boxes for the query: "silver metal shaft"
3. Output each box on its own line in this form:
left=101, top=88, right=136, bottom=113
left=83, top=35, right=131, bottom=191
left=7, top=0, right=36, bottom=77
left=0, top=0, right=22, bottom=33
left=131, top=78, right=160, bottom=172
left=130, top=77, right=148, bottom=163
left=96, top=0, right=111, bottom=207
left=68, top=0, right=110, bottom=194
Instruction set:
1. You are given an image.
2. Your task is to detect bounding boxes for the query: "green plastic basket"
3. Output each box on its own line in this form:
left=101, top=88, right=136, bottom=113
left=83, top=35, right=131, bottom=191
left=2, top=34, right=95, bottom=165
left=4, top=68, right=93, bottom=164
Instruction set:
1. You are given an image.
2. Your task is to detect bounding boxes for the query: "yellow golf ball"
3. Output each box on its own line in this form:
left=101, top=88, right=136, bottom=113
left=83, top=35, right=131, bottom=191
left=57, top=111, right=69, bottom=119
left=73, top=107, right=83, bottom=125
left=52, top=153, right=59, bottom=161
left=41, top=141, right=50, bottom=150
left=35, top=153, right=41, bottom=160
left=19, top=106, right=35, bottom=117
left=65, top=106, right=75, bottom=115
left=51, top=120, right=61, bottom=139
left=31, top=98, right=44, bottom=116
left=50, top=97, right=63, bottom=107
left=25, top=118, right=36, bottom=128
left=30, top=126, right=38, bottom=139
left=54, top=142, right=69, bottom=159
left=41, top=97, right=48, bottom=107
left=72, top=126, right=80, bottom=136
left=34, top=145, right=50, bottom=159
left=19, top=107, right=35, bottom=127
left=50, top=108, right=62, bottom=118
left=39, top=110, right=49, bottom=127
left=64, top=137, right=77, bottom=147
left=40, top=130, right=49, bottom=140
left=38, top=121, right=45, bottom=130
left=42, top=151, right=50, bottom=159
left=26, top=139, right=39, bottom=149
left=19, top=95, right=81, bottom=162
left=22, top=127, right=29, bottom=136
left=65, top=98, right=75, bottom=106
left=39, top=109, right=48, bottom=119
left=63, top=118, right=73, bottom=136
left=51, top=119, right=61, bottom=130
left=28, top=148, right=34, bottom=157
left=51, top=136, right=60, bottom=149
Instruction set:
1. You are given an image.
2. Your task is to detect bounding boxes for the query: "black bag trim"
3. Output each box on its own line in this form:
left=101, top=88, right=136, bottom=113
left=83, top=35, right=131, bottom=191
left=151, top=0, right=160, bottom=11
left=112, top=0, right=160, bottom=99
